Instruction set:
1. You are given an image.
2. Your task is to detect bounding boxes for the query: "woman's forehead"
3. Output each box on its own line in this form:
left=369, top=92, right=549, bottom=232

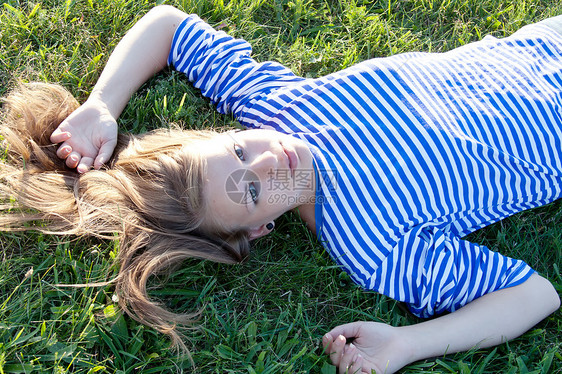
left=199, top=141, right=244, bottom=224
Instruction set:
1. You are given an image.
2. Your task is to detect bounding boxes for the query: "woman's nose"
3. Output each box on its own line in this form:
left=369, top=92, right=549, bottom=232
left=251, top=151, right=278, bottom=176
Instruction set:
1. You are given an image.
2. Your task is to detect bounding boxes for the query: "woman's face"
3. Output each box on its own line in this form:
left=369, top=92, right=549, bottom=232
left=197, top=129, right=315, bottom=238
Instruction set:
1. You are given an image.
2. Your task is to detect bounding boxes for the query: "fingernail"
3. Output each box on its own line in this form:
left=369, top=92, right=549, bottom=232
left=349, top=343, right=355, bottom=349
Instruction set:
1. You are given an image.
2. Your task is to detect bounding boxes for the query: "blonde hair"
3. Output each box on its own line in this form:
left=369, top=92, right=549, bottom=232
left=0, top=82, right=251, bottom=351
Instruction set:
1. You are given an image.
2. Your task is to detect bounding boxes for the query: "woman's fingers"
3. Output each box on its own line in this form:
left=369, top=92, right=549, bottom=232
left=339, top=343, right=362, bottom=374
left=93, top=139, right=118, bottom=169
left=50, top=128, right=71, bottom=144
left=350, top=354, right=364, bottom=374
left=56, top=144, right=73, bottom=159
left=324, top=330, right=368, bottom=374
left=66, top=151, right=82, bottom=168
left=327, top=322, right=362, bottom=341
left=55, top=145, right=93, bottom=173
left=322, top=332, right=333, bottom=352
left=52, top=139, right=111, bottom=172
left=324, top=333, right=348, bottom=367
left=77, top=157, right=94, bottom=174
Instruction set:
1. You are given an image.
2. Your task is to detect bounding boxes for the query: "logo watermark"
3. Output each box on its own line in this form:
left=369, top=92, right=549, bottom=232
left=225, top=169, right=261, bottom=205
left=225, top=168, right=339, bottom=205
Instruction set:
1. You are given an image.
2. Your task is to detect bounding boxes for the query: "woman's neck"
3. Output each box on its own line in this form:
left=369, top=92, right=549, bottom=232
left=294, top=201, right=316, bottom=235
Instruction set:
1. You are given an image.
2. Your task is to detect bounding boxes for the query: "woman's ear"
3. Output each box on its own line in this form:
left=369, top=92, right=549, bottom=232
left=247, top=221, right=274, bottom=240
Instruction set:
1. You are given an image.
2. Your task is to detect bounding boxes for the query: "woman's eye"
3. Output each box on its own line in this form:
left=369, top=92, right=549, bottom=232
left=248, top=182, right=258, bottom=203
left=234, top=144, right=245, bottom=161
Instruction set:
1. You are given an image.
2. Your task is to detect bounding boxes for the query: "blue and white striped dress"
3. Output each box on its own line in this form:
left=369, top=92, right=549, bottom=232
left=168, top=15, right=562, bottom=317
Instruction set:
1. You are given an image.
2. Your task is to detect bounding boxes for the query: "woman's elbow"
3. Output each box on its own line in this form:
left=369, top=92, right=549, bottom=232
left=548, top=281, right=561, bottom=313
left=146, top=4, right=187, bottom=22
left=534, top=274, right=561, bottom=314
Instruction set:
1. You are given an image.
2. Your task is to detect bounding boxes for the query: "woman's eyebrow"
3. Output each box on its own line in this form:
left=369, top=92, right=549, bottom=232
left=224, top=133, right=252, bottom=210
left=226, top=130, right=239, bottom=145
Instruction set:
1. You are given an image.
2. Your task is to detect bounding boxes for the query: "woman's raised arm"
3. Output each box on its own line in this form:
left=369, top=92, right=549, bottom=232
left=50, top=5, right=187, bottom=172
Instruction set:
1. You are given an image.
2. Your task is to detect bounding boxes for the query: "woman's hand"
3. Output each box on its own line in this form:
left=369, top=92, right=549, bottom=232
left=322, top=321, right=412, bottom=374
left=50, top=98, right=118, bottom=173
left=49, top=5, right=188, bottom=174
left=322, top=275, right=560, bottom=374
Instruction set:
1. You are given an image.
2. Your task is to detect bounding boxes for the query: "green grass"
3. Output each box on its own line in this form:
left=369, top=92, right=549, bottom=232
left=1, top=0, right=561, bottom=373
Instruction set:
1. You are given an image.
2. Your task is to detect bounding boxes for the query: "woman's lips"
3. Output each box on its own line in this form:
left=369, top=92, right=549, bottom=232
left=282, top=144, right=298, bottom=173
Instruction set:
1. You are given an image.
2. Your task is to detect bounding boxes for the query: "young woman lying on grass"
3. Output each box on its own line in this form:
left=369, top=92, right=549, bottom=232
left=2, top=5, right=561, bottom=373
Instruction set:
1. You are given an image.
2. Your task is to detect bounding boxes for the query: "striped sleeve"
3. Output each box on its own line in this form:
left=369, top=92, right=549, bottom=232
left=168, top=15, right=305, bottom=119
left=373, top=225, right=536, bottom=317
